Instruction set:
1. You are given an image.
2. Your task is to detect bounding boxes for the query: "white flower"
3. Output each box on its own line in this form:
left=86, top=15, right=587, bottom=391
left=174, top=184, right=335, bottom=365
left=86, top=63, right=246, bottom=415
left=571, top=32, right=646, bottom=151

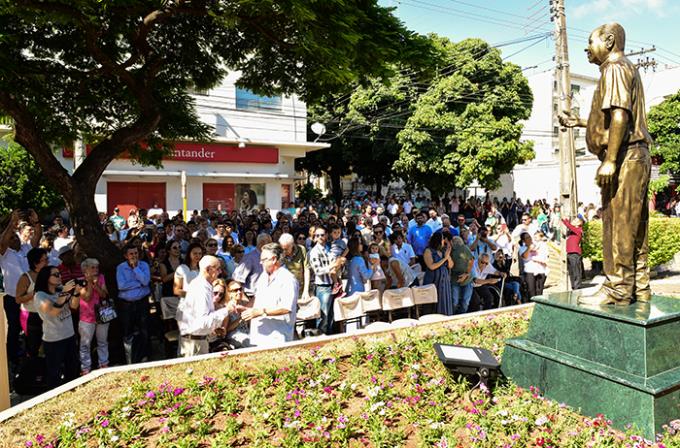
left=338, top=382, right=347, bottom=391
left=429, top=421, right=444, bottom=429
left=411, top=363, right=420, bottom=371
left=367, top=386, right=381, bottom=398
left=185, top=368, right=193, bottom=375
left=350, top=383, right=357, bottom=390
left=110, top=435, right=120, bottom=442
left=535, top=416, right=549, bottom=426
left=496, top=409, right=509, bottom=417
left=262, top=412, right=270, bottom=419
left=370, top=401, right=385, bottom=412
left=501, top=420, right=509, bottom=426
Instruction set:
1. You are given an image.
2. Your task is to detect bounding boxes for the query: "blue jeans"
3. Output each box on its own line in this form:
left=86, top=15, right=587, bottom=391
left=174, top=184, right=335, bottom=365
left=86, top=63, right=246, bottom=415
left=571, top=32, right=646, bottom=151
left=44, top=335, right=79, bottom=388
left=315, top=285, right=334, bottom=335
left=504, top=281, right=522, bottom=303
left=452, top=282, right=473, bottom=314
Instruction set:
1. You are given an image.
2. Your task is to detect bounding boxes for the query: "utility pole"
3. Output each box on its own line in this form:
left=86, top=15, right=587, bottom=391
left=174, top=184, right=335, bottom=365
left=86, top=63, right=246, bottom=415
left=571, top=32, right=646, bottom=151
left=551, top=0, right=578, bottom=290
left=626, top=46, right=658, bottom=72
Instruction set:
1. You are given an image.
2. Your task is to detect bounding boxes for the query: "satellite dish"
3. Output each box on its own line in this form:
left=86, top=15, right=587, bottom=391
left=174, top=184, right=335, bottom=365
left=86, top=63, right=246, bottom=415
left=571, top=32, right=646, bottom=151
left=311, top=122, right=326, bottom=136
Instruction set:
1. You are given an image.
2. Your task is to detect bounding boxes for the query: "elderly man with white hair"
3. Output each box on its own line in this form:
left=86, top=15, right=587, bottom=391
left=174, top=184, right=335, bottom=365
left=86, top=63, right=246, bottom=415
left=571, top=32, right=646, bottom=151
left=232, top=233, right=272, bottom=297
left=242, top=243, right=298, bottom=347
left=278, top=233, right=310, bottom=301
left=176, top=255, right=230, bottom=357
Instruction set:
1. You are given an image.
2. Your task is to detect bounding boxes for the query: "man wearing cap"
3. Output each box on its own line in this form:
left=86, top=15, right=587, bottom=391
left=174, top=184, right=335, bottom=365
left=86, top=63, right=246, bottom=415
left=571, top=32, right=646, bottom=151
left=116, top=244, right=152, bottom=363
left=176, top=255, right=230, bottom=356
left=109, top=207, right=125, bottom=231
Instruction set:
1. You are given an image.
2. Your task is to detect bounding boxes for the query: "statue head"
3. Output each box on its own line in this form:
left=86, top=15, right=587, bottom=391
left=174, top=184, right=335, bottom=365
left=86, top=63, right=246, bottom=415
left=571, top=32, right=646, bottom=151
left=586, top=23, right=626, bottom=65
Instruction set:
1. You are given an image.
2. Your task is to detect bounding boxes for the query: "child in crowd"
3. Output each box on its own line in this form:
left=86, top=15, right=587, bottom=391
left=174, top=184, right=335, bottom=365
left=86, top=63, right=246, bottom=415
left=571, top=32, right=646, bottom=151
left=328, top=224, right=347, bottom=296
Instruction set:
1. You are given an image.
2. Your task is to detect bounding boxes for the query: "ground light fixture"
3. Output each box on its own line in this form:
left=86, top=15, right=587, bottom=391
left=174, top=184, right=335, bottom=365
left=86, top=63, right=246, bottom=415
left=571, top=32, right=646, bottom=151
left=433, top=343, right=501, bottom=394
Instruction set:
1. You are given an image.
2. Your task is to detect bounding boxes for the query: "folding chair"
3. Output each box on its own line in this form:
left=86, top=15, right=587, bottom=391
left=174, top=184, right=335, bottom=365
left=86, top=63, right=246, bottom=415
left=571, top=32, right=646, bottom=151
left=333, top=293, right=366, bottom=333
left=411, top=284, right=438, bottom=318
left=381, top=287, right=415, bottom=322
left=296, top=295, right=321, bottom=338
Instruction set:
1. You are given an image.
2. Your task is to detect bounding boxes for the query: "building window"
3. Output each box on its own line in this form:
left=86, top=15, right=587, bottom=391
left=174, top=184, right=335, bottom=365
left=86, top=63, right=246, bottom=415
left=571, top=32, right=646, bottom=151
left=235, top=87, right=282, bottom=112
left=553, top=126, right=559, bottom=135
left=553, top=102, right=558, bottom=112
left=572, top=84, right=581, bottom=94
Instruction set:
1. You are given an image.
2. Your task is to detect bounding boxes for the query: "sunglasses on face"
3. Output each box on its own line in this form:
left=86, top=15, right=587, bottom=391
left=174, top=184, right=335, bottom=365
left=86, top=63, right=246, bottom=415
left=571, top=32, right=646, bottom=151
left=207, top=243, right=217, bottom=247
left=51, top=272, right=61, bottom=278
left=314, top=233, right=325, bottom=237
left=229, top=287, right=243, bottom=293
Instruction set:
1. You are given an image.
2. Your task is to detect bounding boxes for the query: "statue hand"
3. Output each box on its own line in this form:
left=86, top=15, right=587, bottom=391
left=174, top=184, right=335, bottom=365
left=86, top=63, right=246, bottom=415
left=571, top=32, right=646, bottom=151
left=596, top=160, right=617, bottom=188
left=558, top=110, right=580, bottom=128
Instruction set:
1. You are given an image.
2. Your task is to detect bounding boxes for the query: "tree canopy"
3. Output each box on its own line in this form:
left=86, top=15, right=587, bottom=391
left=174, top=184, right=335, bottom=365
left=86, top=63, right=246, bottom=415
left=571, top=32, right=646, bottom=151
left=305, top=34, right=534, bottom=199
left=0, top=141, right=63, bottom=216
left=0, top=0, right=429, bottom=269
left=648, top=91, right=680, bottom=177
left=395, top=36, right=534, bottom=196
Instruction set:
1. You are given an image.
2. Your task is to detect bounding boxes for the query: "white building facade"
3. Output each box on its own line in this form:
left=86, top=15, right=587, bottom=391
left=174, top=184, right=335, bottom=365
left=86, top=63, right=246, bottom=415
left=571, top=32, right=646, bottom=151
left=58, top=71, right=328, bottom=218
left=505, top=66, right=680, bottom=206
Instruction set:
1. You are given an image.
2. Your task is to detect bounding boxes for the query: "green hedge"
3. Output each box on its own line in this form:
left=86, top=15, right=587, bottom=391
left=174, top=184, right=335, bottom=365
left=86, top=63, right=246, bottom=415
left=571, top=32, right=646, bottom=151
left=582, top=218, right=680, bottom=268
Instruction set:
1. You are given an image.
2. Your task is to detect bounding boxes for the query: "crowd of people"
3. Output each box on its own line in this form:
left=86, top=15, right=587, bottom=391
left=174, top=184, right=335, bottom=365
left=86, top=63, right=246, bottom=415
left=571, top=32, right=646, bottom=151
left=1, top=192, right=594, bottom=392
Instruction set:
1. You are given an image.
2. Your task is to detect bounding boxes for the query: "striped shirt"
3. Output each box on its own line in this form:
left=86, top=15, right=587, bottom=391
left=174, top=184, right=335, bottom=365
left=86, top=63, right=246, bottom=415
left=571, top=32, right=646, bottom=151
left=308, top=244, right=333, bottom=286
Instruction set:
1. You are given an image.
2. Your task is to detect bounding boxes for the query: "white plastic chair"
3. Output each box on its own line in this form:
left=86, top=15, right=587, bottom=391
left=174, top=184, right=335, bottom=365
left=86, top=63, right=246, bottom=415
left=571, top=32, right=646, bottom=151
left=362, top=321, right=393, bottom=332
left=359, top=289, right=382, bottom=313
left=391, top=318, right=420, bottom=328
left=333, top=293, right=366, bottom=333
left=418, top=313, right=450, bottom=324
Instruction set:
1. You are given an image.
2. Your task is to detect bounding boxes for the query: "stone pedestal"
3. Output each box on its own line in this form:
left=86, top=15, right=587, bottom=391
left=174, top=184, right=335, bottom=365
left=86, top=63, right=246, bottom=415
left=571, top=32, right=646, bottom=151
left=502, top=292, right=680, bottom=439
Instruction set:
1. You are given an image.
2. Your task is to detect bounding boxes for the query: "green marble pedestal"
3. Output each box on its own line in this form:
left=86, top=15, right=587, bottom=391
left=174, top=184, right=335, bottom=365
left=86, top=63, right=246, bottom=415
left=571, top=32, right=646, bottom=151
left=502, top=292, right=680, bottom=439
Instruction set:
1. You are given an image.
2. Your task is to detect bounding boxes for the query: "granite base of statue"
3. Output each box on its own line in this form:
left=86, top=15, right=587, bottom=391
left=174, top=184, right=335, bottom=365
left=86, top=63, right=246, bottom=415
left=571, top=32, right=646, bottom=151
left=502, top=292, right=680, bottom=439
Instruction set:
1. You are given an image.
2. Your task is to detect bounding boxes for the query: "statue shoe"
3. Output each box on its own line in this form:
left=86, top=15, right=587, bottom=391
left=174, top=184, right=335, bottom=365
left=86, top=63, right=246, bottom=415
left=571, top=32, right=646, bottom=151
left=635, top=290, right=652, bottom=303
left=577, top=289, right=630, bottom=306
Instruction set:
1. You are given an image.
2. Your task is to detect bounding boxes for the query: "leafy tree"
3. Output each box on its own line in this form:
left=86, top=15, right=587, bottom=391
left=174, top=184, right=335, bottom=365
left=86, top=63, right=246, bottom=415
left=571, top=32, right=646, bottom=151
left=0, top=141, right=64, bottom=216
left=0, top=0, right=427, bottom=270
left=395, top=36, right=534, bottom=197
left=648, top=91, right=680, bottom=177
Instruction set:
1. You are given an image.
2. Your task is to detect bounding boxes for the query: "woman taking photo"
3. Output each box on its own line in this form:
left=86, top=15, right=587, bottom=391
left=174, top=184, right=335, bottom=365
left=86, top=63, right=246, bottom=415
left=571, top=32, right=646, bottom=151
left=15, top=248, right=49, bottom=357
left=34, top=265, right=82, bottom=388
left=173, top=242, right=204, bottom=298
left=423, top=232, right=454, bottom=315
left=77, top=258, right=110, bottom=374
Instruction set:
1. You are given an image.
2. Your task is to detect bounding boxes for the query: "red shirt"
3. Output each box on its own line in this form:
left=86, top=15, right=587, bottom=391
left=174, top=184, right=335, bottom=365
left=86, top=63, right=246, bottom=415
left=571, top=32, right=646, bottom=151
left=562, top=219, right=582, bottom=255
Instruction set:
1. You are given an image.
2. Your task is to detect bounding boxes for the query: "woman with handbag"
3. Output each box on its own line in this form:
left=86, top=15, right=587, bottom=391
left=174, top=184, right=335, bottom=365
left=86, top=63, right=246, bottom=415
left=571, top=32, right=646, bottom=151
left=77, top=258, right=112, bottom=374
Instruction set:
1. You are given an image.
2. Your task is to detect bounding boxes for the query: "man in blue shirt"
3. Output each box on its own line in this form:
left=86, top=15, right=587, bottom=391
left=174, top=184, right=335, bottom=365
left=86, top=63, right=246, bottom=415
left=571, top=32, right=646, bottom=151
left=116, top=245, right=151, bottom=364
left=407, top=212, right=433, bottom=268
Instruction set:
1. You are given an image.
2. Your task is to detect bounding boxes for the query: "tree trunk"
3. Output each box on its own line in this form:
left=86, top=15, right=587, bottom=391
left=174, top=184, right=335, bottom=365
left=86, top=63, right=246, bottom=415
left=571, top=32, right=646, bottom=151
left=66, top=179, right=123, bottom=291
left=375, top=178, right=383, bottom=199
left=330, top=170, right=342, bottom=205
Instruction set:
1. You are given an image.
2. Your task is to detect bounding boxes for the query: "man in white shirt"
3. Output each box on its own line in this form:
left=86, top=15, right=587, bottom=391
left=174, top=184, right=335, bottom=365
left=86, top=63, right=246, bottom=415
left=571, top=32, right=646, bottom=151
left=390, top=232, right=416, bottom=266
left=242, top=243, right=298, bottom=348
left=426, top=208, right=443, bottom=233
left=0, top=210, right=29, bottom=362
left=176, top=255, right=230, bottom=357
left=511, top=213, right=538, bottom=241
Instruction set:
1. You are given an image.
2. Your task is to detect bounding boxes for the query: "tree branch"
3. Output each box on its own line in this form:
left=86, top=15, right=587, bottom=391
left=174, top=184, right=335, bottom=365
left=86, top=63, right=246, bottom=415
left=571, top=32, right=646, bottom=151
left=0, top=93, right=74, bottom=199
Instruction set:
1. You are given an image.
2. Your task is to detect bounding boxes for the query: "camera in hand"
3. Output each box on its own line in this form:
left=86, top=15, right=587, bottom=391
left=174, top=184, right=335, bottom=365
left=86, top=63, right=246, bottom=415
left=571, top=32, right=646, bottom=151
left=75, top=278, right=88, bottom=287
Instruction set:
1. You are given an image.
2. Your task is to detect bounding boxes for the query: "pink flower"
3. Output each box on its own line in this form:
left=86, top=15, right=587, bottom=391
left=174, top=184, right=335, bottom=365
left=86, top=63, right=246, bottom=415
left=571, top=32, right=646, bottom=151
left=323, top=386, right=333, bottom=394
left=35, top=435, right=45, bottom=444
left=145, top=391, right=156, bottom=399
left=24, top=442, right=33, bottom=447
left=160, top=426, right=170, bottom=433
left=101, top=419, right=109, bottom=428
left=173, top=387, right=185, bottom=396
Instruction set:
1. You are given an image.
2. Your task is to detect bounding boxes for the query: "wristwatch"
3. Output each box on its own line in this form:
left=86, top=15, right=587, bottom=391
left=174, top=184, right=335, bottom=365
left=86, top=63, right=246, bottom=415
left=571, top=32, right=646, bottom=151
left=262, top=308, right=268, bottom=317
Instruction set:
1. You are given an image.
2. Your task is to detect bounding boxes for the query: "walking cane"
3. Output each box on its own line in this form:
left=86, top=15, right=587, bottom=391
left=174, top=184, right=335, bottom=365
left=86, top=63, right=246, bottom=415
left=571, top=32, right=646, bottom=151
left=497, top=276, right=506, bottom=309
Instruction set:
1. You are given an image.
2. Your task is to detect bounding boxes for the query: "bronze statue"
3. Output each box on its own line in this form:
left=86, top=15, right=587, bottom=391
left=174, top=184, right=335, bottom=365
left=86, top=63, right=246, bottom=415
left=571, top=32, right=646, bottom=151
left=559, top=23, right=652, bottom=306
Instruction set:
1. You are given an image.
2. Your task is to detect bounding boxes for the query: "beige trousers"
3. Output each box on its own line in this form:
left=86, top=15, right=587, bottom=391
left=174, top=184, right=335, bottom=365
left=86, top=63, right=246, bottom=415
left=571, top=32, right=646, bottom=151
left=180, top=337, right=209, bottom=357
left=601, top=143, right=651, bottom=302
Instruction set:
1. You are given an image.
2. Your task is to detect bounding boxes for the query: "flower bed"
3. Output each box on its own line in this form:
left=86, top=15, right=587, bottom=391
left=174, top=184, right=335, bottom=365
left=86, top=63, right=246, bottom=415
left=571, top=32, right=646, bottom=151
left=10, top=309, right=678, bottom=448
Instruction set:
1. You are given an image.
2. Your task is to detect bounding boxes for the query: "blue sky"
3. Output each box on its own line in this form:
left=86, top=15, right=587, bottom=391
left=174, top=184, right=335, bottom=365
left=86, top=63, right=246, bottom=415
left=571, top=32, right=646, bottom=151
left=380, top=0, right=680, bottom=78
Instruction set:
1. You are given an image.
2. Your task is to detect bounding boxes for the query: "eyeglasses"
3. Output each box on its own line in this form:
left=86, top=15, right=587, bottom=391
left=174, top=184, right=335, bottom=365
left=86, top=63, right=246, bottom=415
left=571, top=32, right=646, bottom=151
left=479, top=262, right=488, bottom=266
left=228, top=287, right=243, bottom=293
left=374, top=231, right=383, bottom=234
left=50, top=272, right=61, bottom=278
left=260, top=256, right=276, bottom=264
left=207, top=243, right=218, bottom=247
left=314, top=233, right=326, bottom=237
left=171, top=246, right=180, bottom=250
left=213, top=291, right=225, bottom=298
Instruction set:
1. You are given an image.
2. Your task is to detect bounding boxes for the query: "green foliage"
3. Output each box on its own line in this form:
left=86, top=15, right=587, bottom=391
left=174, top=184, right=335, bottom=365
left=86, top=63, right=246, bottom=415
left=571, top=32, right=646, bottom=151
left=648, top=91, right=680, bottom=176
left=649, top=174, right=670, bottom=199
left=395, top=36, right=535, bottom=196
left=582, top=218, right=680, bottom=267
left=296, top=183, right=323, bottom=203
left=0, top=141, right=63, bottom=216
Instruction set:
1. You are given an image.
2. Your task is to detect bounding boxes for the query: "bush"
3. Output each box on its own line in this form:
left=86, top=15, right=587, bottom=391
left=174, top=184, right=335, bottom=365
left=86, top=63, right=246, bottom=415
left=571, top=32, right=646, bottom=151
left=582, top=217, right=680, bottom=268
